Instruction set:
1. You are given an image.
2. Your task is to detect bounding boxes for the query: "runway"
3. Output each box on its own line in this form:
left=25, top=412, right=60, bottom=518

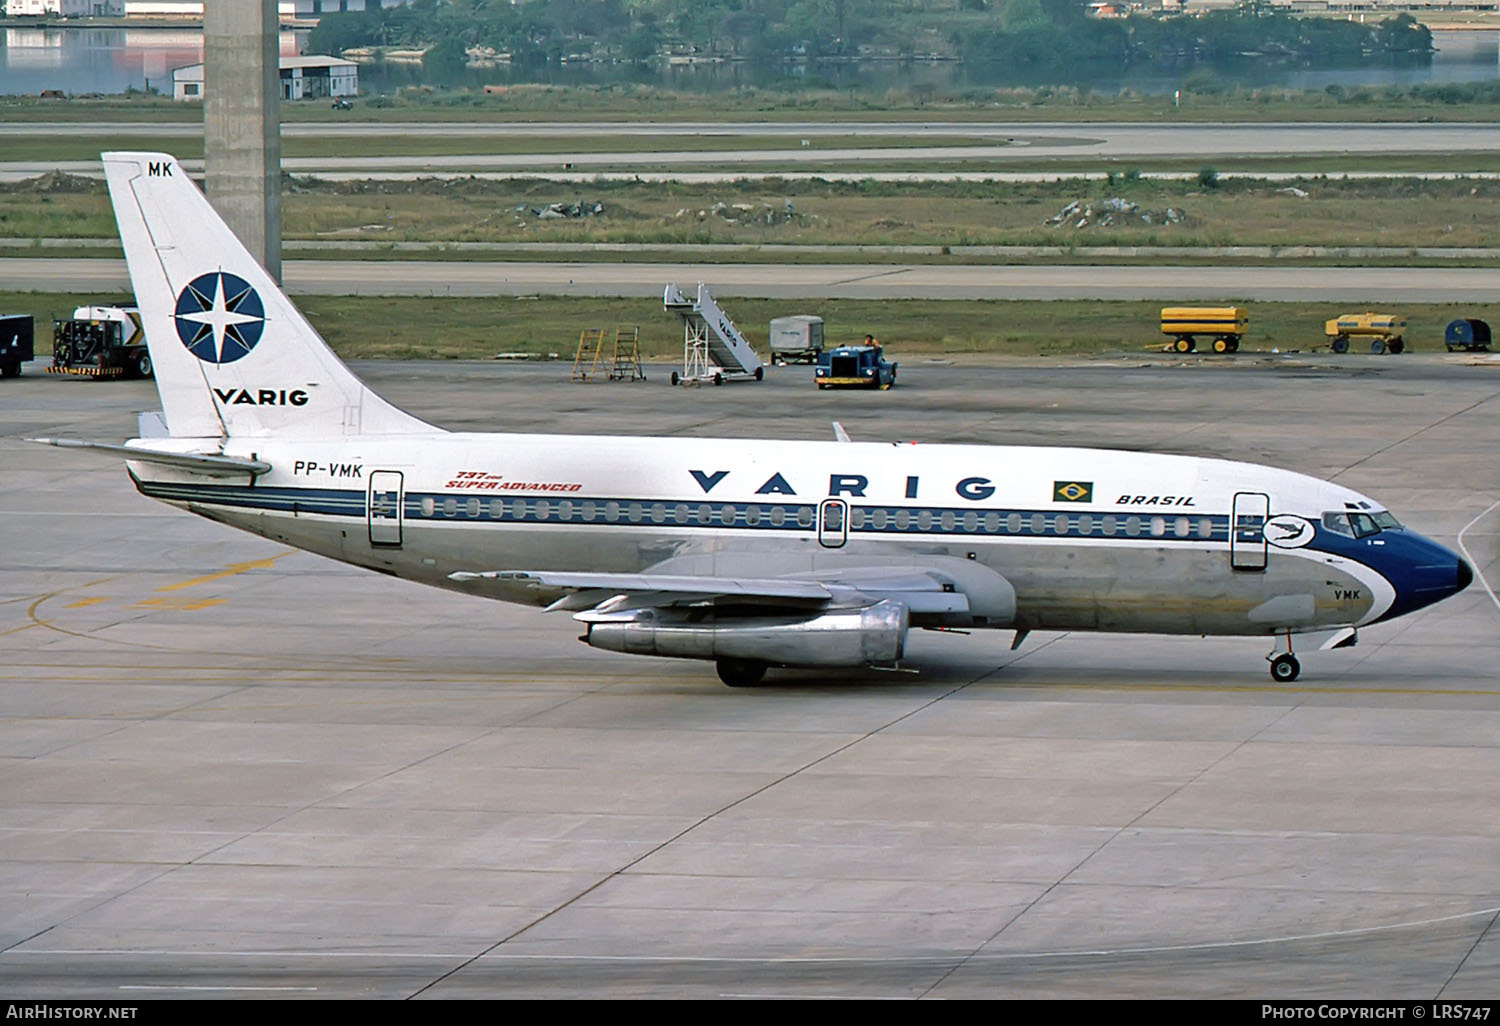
left=2, top=355, right=1499, bottom=997
left=12, top=256, right=1500, bottom=302
left=5, top=120, right=1499, bottom=181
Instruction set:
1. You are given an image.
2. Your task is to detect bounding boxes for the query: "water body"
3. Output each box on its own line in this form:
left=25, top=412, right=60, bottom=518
left=0, top=26, right=304, bottom=95
left=0, top=24, right=1496, bottom=98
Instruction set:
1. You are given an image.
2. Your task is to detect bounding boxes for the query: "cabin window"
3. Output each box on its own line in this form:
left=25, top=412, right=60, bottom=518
left=1102, top=515, right=1117, bottom=536
left=420, top=497, right=435, bottom=517
left=1197, top=518, right=1213, bottom=539
left=699, top=504, right=713, bottom=524
left=745, top=505, right=762, bottom=526
left=1054, top=514, right=1070, bottom=534
left=939, top=511, right=955, bottom=531
left=511, top=498, right=526, bottom=520
left=983, top=512, right=999, bottom=533
left=1149, top=517, right=1166, bottom=538
left=442, top=497, right=458, bottom=517
left=963, top=511, right=979, bottom=533
left=674, top=504, right=689, bottom=524
left=1030, top=513, right=1046, bottom=535
left=1077, top=514, right=1093, bottom=535
left=580, top=500, right=596, bottom=521
left=721, top=504, right=738, bottom=524
left=558, top=500, right=573, bottom=521
left=467, top=498, right=482, bottom=518
left=1174, top=517, right=1190, bottom=538
left=1007, top=513, right=1023, bottom=534
left=490, top=499, right=504, bottom=519
left=894, top=510, right=911, bottom=530
left=798, top=507, right=815, bottom=527
left=850, top=507, right=865, bottom=529
left=604, top=501, right=620, bottom=522
left=1124, top=516, right=1141, bottom=537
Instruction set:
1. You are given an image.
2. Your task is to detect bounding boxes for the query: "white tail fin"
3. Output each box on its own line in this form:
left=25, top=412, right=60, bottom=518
left=103, top=151, right=436, bottom=440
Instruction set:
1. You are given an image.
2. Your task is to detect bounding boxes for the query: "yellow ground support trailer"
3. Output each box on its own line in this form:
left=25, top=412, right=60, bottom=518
left=1160, top=306, right=1248, bottom=353
left=1325, top=313, right=1406, bottom=354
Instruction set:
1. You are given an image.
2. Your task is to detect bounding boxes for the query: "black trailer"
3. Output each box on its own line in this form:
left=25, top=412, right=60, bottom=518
left=1445, top=319, right=1491, bottom=353
left=0, top=314, right=34, bottom=377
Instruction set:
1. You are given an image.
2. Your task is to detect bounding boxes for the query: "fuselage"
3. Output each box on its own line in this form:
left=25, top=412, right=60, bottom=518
left=127, top=432, right=1472, bottom=638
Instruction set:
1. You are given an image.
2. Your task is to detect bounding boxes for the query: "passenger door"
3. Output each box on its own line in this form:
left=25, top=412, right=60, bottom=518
left=368, top=470, right=404, bottom=547
left=1230, top=491, right=1269, bottom=571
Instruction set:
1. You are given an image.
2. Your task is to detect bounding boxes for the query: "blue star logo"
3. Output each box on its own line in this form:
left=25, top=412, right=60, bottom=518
left=174, top=272, right=265, bottom=365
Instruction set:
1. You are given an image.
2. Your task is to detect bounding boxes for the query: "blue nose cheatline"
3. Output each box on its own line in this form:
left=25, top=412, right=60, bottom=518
left=1365, top=532, right=1474, bottom=624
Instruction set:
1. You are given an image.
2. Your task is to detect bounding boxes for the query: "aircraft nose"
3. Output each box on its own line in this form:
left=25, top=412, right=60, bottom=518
left=1373, top=534, right=1475, bottom=623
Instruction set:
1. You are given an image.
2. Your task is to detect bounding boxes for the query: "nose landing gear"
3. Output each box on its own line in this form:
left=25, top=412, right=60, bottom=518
left=1267, top=631, right=1300, bottom=682
left=1269, top=653, right=1301, bottom=682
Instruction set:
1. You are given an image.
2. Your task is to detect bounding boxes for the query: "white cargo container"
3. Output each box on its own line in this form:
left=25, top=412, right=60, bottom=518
left=768, top=314, right=824, bottom=365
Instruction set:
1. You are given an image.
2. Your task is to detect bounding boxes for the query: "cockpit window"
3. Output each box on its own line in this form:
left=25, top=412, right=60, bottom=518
left=1324, top=509, right=1404, bottom=538
left=1322, top=512, right=1352, bottom=537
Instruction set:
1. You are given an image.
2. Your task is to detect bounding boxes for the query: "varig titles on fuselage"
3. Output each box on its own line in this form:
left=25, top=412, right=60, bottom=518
left=685, top=468, right=1193, bottom=507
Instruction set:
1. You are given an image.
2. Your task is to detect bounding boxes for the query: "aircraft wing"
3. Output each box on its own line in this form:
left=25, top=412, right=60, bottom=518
left=448, top=567, right=973, bottom=614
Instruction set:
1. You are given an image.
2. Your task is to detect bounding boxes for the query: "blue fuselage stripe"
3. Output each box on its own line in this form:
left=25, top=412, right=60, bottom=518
left=138, top=481, right=1239, bottom=544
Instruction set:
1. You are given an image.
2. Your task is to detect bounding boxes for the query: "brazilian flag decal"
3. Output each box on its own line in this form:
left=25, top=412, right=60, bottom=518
left=1053, top=481, right=1093, bottom=503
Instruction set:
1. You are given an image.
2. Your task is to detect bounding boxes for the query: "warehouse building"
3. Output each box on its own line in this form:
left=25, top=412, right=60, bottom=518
left=172, top=54, right=357, bottom=101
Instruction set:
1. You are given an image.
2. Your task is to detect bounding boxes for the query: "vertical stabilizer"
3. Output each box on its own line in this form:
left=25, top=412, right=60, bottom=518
left=102, top=151, right=436, bottom=439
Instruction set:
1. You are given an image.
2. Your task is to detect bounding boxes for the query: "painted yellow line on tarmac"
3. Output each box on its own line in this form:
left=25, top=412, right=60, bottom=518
left=130, top=597, right=228, bottom=611
left=152, top=551, right=298, bottom=593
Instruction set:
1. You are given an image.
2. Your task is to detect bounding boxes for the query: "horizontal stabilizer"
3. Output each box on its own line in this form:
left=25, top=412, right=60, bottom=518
left=28, top=437, right=270, bottom=477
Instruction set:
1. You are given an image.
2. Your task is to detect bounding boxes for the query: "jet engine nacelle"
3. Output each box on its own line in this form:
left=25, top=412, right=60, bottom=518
left=580, top=599, right=909, bottom=668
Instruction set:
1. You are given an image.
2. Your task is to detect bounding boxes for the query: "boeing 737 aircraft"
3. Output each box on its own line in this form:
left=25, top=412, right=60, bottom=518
left=37, top=152, right=1473, bottom=686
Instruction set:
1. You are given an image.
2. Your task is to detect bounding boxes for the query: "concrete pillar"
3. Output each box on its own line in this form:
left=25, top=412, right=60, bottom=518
left=204, top=0, right=282, bottom=282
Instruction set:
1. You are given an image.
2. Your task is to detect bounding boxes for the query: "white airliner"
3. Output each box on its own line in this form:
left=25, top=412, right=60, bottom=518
left=37, top=152, right=1473, bottom=686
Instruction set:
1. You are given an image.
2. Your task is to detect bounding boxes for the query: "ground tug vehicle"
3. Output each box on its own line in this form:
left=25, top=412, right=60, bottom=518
left=48, top=305, right=153, bottom=378
left=814, top=343, right=897, bottom=389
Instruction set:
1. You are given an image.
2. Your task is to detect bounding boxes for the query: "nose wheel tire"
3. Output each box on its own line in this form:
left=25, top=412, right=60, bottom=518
left=1269, top=654, right=1301, bottom=683
left=716, top=659, right=767, bottom=687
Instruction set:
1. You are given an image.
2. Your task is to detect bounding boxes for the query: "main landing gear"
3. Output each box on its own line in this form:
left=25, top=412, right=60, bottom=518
left=716, top=658, right=767, bottom=687
left=1267, top=631, right=1300, bottom=682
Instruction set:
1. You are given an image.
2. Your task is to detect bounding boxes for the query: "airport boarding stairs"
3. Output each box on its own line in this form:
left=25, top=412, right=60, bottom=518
left=663, top=282, right=763, bottom=386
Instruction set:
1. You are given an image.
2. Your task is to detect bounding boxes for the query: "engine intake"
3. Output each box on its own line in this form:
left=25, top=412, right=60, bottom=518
left=580, top=600, right=909, bottom=668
